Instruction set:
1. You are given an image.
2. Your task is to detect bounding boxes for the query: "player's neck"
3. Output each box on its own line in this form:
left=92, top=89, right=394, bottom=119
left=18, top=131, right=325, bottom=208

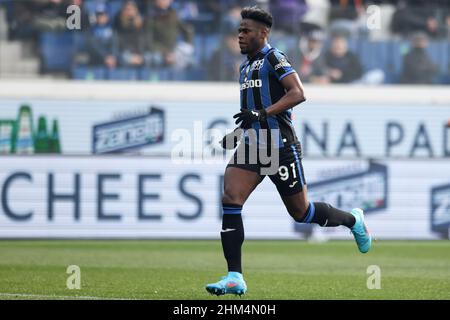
left=248, top=42, right=268, bottom=60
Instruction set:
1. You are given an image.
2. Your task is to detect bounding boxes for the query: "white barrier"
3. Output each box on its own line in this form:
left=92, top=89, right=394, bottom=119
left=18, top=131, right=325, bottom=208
left=0, top=80, right=449, bottom=105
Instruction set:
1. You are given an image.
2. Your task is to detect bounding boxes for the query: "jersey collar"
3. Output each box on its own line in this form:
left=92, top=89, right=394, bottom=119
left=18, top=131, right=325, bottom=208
left=261, top=43, right=272, bottom=54
left=247, top=43, right=272, bottom=61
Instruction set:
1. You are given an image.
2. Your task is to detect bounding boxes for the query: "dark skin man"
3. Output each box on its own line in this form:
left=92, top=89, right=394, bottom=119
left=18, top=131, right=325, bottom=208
left=206, top=6, right=371, bottom=297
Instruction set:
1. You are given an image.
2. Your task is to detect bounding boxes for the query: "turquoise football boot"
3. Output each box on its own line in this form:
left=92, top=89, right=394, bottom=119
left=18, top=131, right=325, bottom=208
left=205, top=272, right=247, bottom=296
left=350, top=208, right=372, bottom=253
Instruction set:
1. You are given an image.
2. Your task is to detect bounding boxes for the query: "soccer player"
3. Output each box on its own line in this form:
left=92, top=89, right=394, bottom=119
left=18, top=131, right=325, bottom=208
left=205, top=6, right=372, bottom=297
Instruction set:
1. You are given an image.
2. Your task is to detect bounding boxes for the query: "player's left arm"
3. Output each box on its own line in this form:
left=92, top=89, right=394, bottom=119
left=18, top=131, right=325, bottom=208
left=265, top=72, right=306, bottom=117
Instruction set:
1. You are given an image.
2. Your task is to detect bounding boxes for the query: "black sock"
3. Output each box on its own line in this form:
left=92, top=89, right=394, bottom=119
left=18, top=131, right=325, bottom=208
left=302, top=202, right=356, bottom=228
left=221, top=204, right=244, bottom=274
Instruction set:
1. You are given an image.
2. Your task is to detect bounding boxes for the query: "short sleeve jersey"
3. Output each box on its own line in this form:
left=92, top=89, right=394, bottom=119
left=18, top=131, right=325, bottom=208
left=239, top=43, right=299, bottom=148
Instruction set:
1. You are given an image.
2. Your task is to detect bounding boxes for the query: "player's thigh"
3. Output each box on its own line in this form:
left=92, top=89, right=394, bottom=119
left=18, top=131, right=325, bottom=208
left=268, top=143, right=309, bottom=218
left=222, top=166, right=264, bottom=205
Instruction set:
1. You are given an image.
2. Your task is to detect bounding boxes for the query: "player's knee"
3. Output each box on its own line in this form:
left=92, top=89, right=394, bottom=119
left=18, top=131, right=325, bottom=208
left=222, top=189, right=244, bottom=206
left=291, top=211, right=306, bottom=223
left=289, top=204, right=309, bottom=223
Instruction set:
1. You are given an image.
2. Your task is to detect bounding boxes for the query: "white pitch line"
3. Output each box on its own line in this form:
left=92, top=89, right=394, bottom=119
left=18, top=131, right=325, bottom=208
left=0, top=293, right=130, bottom=300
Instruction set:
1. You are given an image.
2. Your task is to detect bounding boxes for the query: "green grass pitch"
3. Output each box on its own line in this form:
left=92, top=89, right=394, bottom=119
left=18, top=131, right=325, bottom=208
left=0, top=240, right=449, bottom=300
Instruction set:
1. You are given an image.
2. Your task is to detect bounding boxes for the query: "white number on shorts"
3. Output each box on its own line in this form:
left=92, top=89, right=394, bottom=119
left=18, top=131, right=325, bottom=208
left=278, top=166, right=289, bottom=181
left=279, top=162, right=298, bottom=181
left=290, top=162, right=297, bottom=179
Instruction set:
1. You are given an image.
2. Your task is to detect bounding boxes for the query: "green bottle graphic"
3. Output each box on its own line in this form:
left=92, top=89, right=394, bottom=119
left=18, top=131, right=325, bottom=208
left=35, top=116, right=49, bottom=153
left=48, top=119, right=61, bottom=154
left=0, top=120, right=16, bottom=154
left=15, top=105, right=34, bottom=154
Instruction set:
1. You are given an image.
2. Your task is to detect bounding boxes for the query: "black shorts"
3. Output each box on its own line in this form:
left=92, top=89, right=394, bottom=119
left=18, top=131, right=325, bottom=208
left=227, top=141, right=307, bottom=196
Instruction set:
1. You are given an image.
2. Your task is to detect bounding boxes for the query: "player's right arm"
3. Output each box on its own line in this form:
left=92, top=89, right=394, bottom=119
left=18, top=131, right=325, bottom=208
left=266, top=72, right=305, bottom=117
left=265, top=50, right=306, bottom=117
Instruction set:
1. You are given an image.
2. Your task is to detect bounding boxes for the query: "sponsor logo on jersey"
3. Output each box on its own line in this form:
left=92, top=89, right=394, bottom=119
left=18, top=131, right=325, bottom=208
left=251, top=59, right=264, bottom=71
left=240, top=79, right=262, bottom=90
left=274, top=57, right=291, bottom=70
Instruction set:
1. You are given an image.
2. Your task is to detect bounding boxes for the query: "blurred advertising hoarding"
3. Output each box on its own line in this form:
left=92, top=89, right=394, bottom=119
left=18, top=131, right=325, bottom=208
left=0, top=98, right=449, bottom=158
left=0, top=156, right=449, bottom=240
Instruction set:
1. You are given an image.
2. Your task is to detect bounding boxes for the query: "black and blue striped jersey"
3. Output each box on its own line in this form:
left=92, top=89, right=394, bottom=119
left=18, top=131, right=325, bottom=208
left=239, top=43, right=299, bottom=148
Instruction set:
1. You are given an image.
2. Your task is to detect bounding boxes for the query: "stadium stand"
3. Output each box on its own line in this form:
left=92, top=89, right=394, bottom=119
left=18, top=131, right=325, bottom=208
left=0, top=0, right=448, bottom=84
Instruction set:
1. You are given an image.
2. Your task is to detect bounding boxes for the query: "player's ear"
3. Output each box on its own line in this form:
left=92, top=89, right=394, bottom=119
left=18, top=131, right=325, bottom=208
left=261, top=26, right=270, bottom=39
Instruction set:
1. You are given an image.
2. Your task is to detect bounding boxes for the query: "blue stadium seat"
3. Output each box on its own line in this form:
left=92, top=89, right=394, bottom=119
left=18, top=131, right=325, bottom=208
left=139, top=68, right=159, bottom=81
left=85, top=0, right=124, bottom=19
left=443, top=41, right=450, bottom=77
left=387, top=41, right=409, bottom=79
left=357, top=40, right=390, bottom=72
left=193, top=35, right=204, bottom=65
left=0, top=0, right=13, bottom=22
left=152, top=68, right=175, bottom=81
left=184, top=67, right=206, bottom=81
left=84, top=0, right=100, bottom=16
left=72, top=66, right=106, bottom=80
left=427, top=41, right=449, bottom=79
left=441, top=74, right=450, bottom=85
left=443, top=42, right=450, bottom=83
left=140, top=67, right=206, bottom=81
left=171, top=67, right=205, bottom=81
left=40, top=32, right=75, bottom=72
left=107, top=67, right=140, bottom=80
left=108, top=0, right=125, bottom=19
left=204, top=34, right=221, bottom=60
left=73, top=33, right=87, bottom=52
left=192, top=34, right=220, bottom=66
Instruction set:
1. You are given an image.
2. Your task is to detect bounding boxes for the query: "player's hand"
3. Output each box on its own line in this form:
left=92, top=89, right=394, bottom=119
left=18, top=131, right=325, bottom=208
left=219, top=117, right=253, bottom=150
left=233, top=108, right=267, bottom=128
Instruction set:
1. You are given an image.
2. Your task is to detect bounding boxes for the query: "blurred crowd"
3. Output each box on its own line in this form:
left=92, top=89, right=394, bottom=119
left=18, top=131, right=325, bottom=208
left=1, top=0, right=450, bottom=84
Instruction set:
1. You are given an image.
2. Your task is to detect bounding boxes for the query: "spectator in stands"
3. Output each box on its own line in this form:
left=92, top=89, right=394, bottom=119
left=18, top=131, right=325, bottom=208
left=400, top=32, right=438, bottom=84
left=328, top=0, right=366, bottom=37
left=114, top=0, right=145, bottom=67
left=391, top=0, right=441, bottom=38
left=323, top=34, right=363, bottom=83
left=208, top=28, right=242, bottom=81
left=33, top=0, right=67, bottom=32
left=269, top=0, right=308, bottom=33
left=445, top=8, right=450, bottom=39
left=300, top=0, right=330, bottom=35
left=9, top=1, right=39, bottom=40
left=202, top=0, right=230, bottom=33
left=143, top=0, right=194, bottom=69
left=290, top=30, right=328, bottom=84
left=222, top=4, right=243, bottom=32
left=86, top=4, right=117, bottom=69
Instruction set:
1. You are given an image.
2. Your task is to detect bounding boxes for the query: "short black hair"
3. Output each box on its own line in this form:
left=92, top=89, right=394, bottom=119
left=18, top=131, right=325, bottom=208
left=241, top=6, right=273, bottom=28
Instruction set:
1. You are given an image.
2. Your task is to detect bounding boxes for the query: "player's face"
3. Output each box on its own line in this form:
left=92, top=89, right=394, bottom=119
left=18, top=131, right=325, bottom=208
left=238, top=19, right=266, bottom=55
